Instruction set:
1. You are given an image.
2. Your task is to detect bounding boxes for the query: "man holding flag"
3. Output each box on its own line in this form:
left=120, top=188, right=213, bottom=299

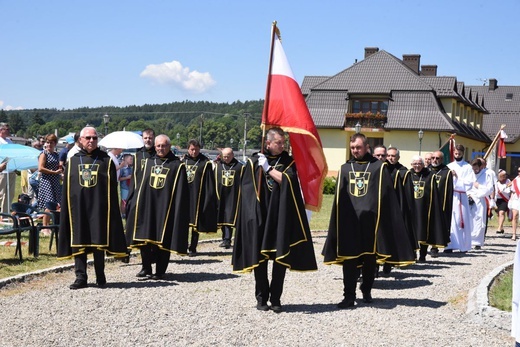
left=232, top=23, right=324, bottom=312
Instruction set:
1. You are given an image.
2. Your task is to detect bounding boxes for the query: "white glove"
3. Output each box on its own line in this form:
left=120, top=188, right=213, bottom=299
left=257, top=153, right=270, bottom=172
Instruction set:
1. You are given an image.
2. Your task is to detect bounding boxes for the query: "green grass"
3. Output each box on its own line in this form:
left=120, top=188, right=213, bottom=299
left=489, top=267, right=513, bottom=311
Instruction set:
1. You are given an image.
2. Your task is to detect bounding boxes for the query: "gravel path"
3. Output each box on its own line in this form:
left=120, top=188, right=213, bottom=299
left=0, top=230, right=517, bottom=347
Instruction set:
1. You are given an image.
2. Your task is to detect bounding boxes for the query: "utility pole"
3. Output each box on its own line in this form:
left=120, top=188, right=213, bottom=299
left=199, top=114, right=204, bottom=147
left=243, top=113, right=250, bottom=161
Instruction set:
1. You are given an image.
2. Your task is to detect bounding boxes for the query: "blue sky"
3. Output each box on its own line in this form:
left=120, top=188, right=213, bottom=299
left=1, top=0, right=519, bottom=110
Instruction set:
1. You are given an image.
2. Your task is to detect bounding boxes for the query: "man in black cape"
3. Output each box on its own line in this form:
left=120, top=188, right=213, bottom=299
left=430, top=151, right=454, bottom=246
left=216, top=147, right=243, bottom=249
left=408, top=155, right=449, bottom=262
left=125, top=129, right=155, bottom=243
left=58, top=126, right=127, bottom=289
left=182, top=139, right=217, bottom=256
left=232, top=127, right=317, bottom=313
left=322, top=133, right=415, bottom=308
left=126, top=135, right=190, bottom=279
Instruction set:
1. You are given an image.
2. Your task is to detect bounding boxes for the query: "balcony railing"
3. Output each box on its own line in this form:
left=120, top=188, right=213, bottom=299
left=345, top=112, right=387, bottom=129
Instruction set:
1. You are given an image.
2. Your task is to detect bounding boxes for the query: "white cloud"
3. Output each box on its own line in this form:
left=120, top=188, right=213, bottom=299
left=0, top=101, right=23, bottom=111
left=140, top=60, right=216, bottom=93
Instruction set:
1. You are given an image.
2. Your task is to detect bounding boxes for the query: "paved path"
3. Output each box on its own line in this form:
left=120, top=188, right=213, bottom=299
left=0, top=230, right=517, bottom=346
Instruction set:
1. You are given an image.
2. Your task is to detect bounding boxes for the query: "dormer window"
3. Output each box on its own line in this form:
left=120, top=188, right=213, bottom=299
left=351, top=100, right=389, bottom=114
left=506, top=93, right=513, bottom=101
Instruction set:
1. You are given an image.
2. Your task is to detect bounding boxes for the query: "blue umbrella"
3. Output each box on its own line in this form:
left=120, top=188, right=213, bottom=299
left=0, top=144, right=41, bottom=172
left=0, top=144, right=41, bottom=210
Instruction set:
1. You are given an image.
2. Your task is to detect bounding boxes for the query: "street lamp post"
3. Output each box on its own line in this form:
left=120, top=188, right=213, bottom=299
left=176, top=133, right=180, bottom=148
left=103, top=114, right=110, bottom=135
left=230, top=138, right=234, bottom=149
left=355, top=122, right=362, bottom=134
left=418, top=129, right=424, bottom=155
left=199, top=114, right=204, bottom=147
left=243, top=113, right=250, bottom=161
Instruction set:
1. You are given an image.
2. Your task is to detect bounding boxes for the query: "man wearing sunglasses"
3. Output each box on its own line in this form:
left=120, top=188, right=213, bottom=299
left=430, top=151, right=453, bottom=252
left=58, top=127, right=127, bottom=289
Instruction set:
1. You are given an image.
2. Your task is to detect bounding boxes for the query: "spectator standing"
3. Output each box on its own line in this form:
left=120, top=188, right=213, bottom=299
left=467, top=158, right=494, bottom=249
left=494, top=170, right=511, bottom=234
left=59, top=135, right=75, bottom=170
left=119, top=154, right=133, bottom=218
left=510, top=170, right=520, bottom=241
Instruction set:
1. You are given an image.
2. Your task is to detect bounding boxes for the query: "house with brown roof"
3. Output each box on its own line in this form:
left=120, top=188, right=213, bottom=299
left=467, top=79, right=520, bottom=173
left=302, top=47, right=491, bottom=175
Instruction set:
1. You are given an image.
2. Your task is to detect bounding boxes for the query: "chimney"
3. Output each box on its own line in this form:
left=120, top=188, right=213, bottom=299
left=421, top=65, right=437, bottom=76
left=364, top=47, right=379, bottom=59
left=402, top=54, right=421, bottom=74
left=489, top=78, right=498, bottom=91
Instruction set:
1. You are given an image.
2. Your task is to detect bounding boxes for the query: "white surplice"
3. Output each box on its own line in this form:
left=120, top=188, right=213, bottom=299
left=467, top=168, right=494, bottom=247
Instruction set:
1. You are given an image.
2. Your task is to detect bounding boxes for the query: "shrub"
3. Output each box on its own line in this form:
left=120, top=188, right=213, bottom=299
left=323, top=176, right=337, bottom=195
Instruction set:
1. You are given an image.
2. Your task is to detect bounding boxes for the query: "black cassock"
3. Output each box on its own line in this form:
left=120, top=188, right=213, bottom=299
left=126, top=152, right=190, bottom=254
left=322, top=154, right=415, bottom=265
left=232, top=151, right=317, bottom=273
left=58, top=148, right=127, bottom=259
left=216, top=158, right=243, bottom=227
left=430, top=164, right=454, bottom=242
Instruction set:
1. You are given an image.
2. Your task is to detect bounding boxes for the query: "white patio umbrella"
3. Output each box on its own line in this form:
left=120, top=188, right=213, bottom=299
left=98, top=131, right=144, bottom=149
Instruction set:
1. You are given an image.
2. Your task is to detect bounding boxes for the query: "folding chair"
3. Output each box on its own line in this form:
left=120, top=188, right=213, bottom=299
left=10, top=203, right=38, bottom=257
left=0, top=212, right=24, bottom=260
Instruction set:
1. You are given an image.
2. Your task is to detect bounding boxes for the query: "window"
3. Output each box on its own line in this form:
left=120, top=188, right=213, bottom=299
left=506, top=93, right=513, bottom=101
left=351, top=100, right=389, bottom=115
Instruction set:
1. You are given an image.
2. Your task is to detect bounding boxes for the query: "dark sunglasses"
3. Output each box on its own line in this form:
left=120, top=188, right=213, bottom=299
left=83, top=136, right=98, bottom=140
left=431, top=156, right=441, bottom=159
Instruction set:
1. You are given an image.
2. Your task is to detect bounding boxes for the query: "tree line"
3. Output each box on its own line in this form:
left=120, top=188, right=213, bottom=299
left=1, top=100, right=265, bottom=150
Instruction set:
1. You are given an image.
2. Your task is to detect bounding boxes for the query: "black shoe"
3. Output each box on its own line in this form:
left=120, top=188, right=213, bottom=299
left=497, top=229, right=505, bottom=234
left=223, top=240, right=232, bottom=249
left=382, top=263, right=392, bottom=274
left=271, top=305, right=283, bottom=313
left=337, top=298, right=355, bottom=309
left=474, top=245, right=481, bottom=250
left=219, top=241, right=226, bottom=248
left=430, top=248, right=439, bottom=258
left=417, top=257, right=426, bottom=263
left=120, top=255, right=130, bottom=264
left=188, top=250, right=197, bottom=257
left=443, top=249, right=453, bottom=253
left=362, top=292, right=373, bottom=303
left=136, top=269, right=152, bottom=278
left=256, top=303, right=270, bottom=311
left=69, top=279, right=88, bottom=290
left=151, top=274, right=164, bottom=280
left=96, top=276, right=107, bottom=288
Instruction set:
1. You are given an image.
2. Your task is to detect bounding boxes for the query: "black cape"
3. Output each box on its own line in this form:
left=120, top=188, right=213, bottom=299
left=216, top=158, right=243, bottom=227
left=322, top=154, right=415, bottom=266
left=125, top=146, right=156, bottom=218
left=126, top=152, right=190, bottom=254
left=182, top=153, right=218, bottom=232
left=232, top=151, right=317, bottom=273
left=408, top=167, right=450, bottom=247
left=58, top=148, right=127, bottom=259
left=430, top=164, right=454, bottom=240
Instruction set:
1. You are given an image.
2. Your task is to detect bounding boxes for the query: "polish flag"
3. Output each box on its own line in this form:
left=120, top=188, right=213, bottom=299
left=262, top=24, right=328, bottom=211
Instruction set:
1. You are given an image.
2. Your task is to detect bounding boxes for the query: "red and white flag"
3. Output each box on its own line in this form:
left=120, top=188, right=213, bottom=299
left=262, top=23, right=328, bottom=211
left=486, top=126, right=507, bottom=175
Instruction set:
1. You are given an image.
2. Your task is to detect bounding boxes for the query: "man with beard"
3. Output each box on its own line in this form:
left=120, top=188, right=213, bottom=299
left=430, top=151, right=453, bottom=252
left=232, top=127, right=317, bottom=313
left=409, top=156, right=448, bottom=262
left=125, top=129, right=156, bottom=265
left=58, top=127, right=127, bottom=289
left=323, top=133, right=415, bottom=308
left=126, top=135, right=190, bottom=279
left=445, top=145, right=474, bottom=253
left=183, top=139, right=217, bottom=256
left=467, top=158, right=494, bottom=249
left=216, top=147, right=243, bottom=249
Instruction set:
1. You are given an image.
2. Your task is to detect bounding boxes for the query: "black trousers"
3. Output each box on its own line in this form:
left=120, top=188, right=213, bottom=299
left=342, top=254, right=376, bottom=300
left=141, top=244, right=171, bottom=275
left=189, top=227, right=199, bottom=252
left=74, top=250, right=105, bottom=282
left=222, top=226, right=233, bottom=241
left=254, top=260, right=287, bottom=306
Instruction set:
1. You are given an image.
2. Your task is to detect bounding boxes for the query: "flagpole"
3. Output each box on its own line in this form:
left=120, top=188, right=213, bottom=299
left=437, top=133, right=455, bottom=151
left=260, top=21, right=279, bottom=153
left=257, top=21, right=279, bottom=197
left=483, top=124, right=506, bottom=160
